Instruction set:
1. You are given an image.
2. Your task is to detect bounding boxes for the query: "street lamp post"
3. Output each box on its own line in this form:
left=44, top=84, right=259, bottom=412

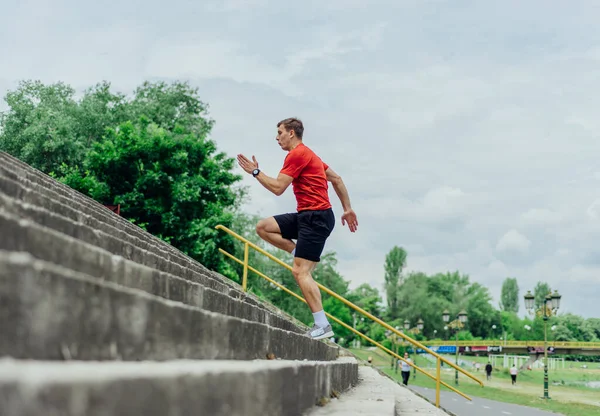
left=443, top=309, right=468, bottom=386
left=524, top=289, right=562, bottom=400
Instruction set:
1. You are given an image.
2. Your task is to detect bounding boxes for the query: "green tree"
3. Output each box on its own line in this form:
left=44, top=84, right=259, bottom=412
left=584, top=318, right=600, bottom=340
left=129, top=81, right=213, bottom=136
left=56, top=119, right=242, bottom=276
left=347, top=283, right=383, bottom=317
left=500, top=277, right=519, bottom=313
left=552, top=324, right=574, bottom=342
left=464, top=281, right=497, bottom=338
left=0, top=81, right=85, bottom=172
left=0, top=80, right=213, bottom=175
left=384, top=246, right=407, bottom=319
left=533, top=281, right=552, bottom=310
left=500, top=310, right=520, bottom=340
left=394, top=271, right=496, bottom=339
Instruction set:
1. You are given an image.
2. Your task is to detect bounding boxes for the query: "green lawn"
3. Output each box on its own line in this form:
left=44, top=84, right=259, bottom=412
left=349, top=348, right=600, bottom=416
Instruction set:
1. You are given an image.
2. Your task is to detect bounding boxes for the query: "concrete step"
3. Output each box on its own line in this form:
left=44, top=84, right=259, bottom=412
left=0, top=160, right=242, bottom=288
left=0, top=156, right=198, bottom=272
left=0, top=356, right=358, bottom=416
left=0, top=154, right=303, bottom=329
left=0, top=206, right=303, bottom=334
left=308, top=365, right=449, bottom=416
left=0, top=251, right=337, bottom=362
left=0, top=152, right=198, bottom=270
left=0, top=152, right=238, bottom=281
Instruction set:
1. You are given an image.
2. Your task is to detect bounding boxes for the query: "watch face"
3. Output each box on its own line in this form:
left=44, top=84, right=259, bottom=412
left=252, top=169, right=259, bottom=176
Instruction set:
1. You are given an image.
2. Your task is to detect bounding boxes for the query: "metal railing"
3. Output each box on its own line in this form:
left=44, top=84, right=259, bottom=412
left=426, top=340, right=600, bottom=349
left=216, top=224, right=484, bottom=407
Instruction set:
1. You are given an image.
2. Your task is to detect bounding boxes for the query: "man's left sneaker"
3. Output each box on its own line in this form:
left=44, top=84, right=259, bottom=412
left=307, top=324, right=334, bottom=340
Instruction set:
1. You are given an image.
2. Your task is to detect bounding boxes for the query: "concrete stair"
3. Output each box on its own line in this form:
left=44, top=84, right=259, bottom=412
left=0, top=357, right=357, bottom=416
left=308, top=366, right=449, bottom=416
left=0, top=251, right=335, bottom=361
left=0, top=151, right=359, bottom=415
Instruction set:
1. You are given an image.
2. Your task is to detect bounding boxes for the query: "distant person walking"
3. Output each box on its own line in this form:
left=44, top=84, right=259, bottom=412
left=401, top=352, right=412, bottom=386
left=510, top=365, right=518, bottom=385
left=485, top=362, right=493, bottom=381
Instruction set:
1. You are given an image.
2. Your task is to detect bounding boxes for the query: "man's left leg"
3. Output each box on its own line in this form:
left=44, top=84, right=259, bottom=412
left=294, top=209, right=336, bottom=340
left=292, top=257, right=333, bottom=340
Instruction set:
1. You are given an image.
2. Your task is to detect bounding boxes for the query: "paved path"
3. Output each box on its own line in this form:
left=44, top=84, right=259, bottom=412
left=409, top=386, right=563, bottom=416
left=310, top=366, right=447, bottom=415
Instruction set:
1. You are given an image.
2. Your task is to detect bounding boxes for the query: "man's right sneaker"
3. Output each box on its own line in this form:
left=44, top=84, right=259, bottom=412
left=307, top=324, right=334, bottom=340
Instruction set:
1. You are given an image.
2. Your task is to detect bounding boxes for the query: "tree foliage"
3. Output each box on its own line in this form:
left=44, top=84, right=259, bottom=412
left=500, top=277, right=519, bottom=313
left=56, top=118, right=242, bottom=275
left=533, top=281, right=552, bottom=310
left=1, top=80, right=243, bottom=277
left=0, top=80, right=214, bottom=174
left=384, top=246, right=407, bottom=319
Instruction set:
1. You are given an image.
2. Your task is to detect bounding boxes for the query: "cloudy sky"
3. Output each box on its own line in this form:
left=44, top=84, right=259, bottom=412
left=2, top=0, right=599, bottom=318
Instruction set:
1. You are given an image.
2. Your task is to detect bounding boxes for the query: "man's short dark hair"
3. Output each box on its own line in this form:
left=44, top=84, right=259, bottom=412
left=277, top=117, right=304, bottom=139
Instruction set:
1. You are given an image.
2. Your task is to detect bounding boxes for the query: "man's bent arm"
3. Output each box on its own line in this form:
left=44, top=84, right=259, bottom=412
left=326, top=168, right=352, bottom=211
left=255, top=171, right=293, bottom=196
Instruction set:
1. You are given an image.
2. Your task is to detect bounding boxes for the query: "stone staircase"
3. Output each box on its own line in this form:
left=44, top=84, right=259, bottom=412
left=0, top=151, right=449, bottom=415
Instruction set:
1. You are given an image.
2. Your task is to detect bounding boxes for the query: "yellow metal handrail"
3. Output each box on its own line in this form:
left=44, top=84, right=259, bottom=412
left=216, top=224, right=484, bottom=407
left=220, top=248, right=472, bottom=401
left=426, top=340, right=600, bottom=348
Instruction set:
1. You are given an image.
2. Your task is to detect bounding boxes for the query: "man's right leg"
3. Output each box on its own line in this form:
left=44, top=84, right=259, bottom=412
left=256, top=216, right=296, bottom=253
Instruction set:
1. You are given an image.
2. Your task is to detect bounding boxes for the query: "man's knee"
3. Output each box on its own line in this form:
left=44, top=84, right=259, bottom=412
left=255, top=218, right=270, bottom=238
left=292, top=260, right=315, bottom=281
left=291, top=264, right=304, bottom=280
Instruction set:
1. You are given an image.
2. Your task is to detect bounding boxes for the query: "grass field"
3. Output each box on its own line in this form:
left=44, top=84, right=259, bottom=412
left=349, top=347, right=600, bottom=416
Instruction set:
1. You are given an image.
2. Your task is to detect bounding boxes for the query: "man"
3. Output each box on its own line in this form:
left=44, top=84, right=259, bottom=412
left=400, top=352, right=412, bottom=386
left=237, top=117, right=358, bottom=341
left=485, top=362, right=493, bottom=381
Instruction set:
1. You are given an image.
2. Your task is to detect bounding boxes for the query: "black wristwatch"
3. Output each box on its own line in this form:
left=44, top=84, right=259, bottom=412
left=252, top=168, right=260, bottom=177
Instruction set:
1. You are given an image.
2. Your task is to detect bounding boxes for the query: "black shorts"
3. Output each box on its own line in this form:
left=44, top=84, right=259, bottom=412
left=274, top=208, right=335, bottom=262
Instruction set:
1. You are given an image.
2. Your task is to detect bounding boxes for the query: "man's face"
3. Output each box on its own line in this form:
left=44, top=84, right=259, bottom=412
left=276, top=125, right=294, bottom=151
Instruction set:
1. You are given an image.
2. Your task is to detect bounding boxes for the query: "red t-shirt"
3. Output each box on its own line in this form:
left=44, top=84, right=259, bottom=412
left=280, top=143, right=332, bottom=212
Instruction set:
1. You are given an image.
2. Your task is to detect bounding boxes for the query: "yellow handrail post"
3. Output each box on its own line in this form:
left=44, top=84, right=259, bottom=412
left=436, top=357, right=441, bottom=408
left=242, top=242, right=249, bottom=292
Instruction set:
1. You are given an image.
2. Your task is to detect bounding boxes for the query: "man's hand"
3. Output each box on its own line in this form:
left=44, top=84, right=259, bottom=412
left=237, top=154, right=259, bottom=175
left=341, top=209, right=358, bottom=232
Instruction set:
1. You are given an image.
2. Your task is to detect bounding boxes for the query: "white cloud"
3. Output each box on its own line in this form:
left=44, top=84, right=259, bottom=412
left=521, top=208, right=562, bottom=226
left=587, top=199, right=600, bottom=220
left=496, top=230, right=531, bottom=253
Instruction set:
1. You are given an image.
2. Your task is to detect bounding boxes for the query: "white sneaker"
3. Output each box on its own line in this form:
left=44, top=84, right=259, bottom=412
left=307, top=324, right=334, bottom=340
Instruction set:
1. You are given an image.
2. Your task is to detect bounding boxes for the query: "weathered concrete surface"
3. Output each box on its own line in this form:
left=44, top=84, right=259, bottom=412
left=0, top=251, right=337, bottom=362
left=0, top=152, right=232, bottom=281
left=0, top=357, right=358, bottom=416
left=308, top=365, right=449, bottom=416
left=0, top=207, right=302, bottom=334
left=0, top=152, right=193, bottom=266
left=0, top=154, right=307, bottom=330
